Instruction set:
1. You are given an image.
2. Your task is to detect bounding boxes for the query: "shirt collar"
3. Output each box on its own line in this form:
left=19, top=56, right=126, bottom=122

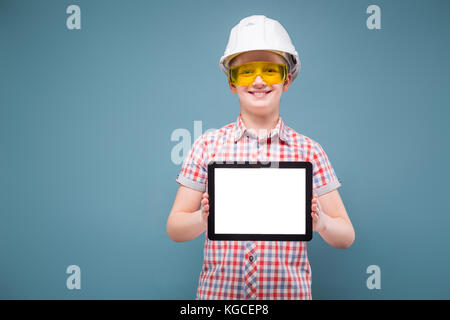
left=232, top=113, right=291, bottom=145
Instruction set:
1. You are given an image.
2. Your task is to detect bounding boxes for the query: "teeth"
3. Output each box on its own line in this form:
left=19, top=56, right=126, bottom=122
left=253, top=92, right=268, bottom=97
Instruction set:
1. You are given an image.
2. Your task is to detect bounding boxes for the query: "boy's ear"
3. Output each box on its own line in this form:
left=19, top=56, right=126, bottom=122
left=228, top=80, right=238, bottom=93
left=282, top=73, right=293, bottom=92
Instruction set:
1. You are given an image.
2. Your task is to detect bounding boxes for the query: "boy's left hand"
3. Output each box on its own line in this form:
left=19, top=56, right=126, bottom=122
left=311, top=193, right=327, bottom=233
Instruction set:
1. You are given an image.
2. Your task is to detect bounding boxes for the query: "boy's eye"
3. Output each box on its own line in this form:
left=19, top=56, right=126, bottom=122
left=264, top=66, right=279, bottom=73
left=240, top=69, right=254, bottom=74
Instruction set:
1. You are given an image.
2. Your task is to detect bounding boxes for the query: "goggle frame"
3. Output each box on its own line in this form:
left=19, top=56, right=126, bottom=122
left=228, top=61, right=288, bottom=87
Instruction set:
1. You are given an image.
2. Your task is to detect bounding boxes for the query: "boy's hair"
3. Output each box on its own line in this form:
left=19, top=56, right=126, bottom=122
left=228, top=52, right=290, bottom=70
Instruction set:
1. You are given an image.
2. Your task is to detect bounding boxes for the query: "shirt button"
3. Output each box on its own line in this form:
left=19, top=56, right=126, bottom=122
left=249, top=255, right=254, bottom=262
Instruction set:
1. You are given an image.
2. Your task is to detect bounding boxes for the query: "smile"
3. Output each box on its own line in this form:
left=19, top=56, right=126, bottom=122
left=248, top=90, right=272, bottom=98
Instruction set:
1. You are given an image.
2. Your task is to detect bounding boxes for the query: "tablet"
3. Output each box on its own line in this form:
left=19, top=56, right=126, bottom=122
left=207, top=161, right=312, bottom=241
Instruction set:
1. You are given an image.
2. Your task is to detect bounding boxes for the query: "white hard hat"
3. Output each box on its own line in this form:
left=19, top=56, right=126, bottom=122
left=219, top=15, right=301, bottom=81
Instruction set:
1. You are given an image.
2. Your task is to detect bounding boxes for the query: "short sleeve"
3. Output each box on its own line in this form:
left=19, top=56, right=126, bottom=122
left=175, top=134, right=207, bottom=192
left=311, top=141, right=342, bottom=196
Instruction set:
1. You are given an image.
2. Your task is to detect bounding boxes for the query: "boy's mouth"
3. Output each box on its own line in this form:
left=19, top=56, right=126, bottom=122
left=248, top=90, right=272, bottom=98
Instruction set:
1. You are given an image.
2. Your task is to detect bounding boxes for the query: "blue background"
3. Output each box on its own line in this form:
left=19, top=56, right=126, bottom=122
left=1, top=0, right=449, bottom=299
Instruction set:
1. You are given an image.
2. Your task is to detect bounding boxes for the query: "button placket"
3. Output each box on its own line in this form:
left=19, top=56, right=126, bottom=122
left=244, top=241, right=258, bottom=299
left=258, top=137, right=270, bottom=163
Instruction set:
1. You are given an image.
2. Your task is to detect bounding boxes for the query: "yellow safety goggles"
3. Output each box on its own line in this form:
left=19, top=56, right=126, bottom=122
left=228, top=61, right=288, bottom=87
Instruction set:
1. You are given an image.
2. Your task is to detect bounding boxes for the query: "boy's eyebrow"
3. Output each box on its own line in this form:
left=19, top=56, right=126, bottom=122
left=230, top=61, right=286, bottom=68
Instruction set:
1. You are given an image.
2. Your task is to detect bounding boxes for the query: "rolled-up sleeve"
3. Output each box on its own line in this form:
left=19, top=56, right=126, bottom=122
left=176, top=135, right=207, bottom=192
left=311, top=141, right=341, bottom=196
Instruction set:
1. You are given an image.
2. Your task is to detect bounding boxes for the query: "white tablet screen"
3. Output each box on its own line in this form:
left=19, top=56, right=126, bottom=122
left=214, top=168, right=306, bottom=235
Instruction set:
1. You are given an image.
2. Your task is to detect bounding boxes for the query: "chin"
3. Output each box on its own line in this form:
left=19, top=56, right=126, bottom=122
left=245, top=105, right=276, bottom=116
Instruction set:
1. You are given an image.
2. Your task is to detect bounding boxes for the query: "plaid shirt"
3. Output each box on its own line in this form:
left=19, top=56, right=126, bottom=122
left=176, top=114, right=341, bottom=300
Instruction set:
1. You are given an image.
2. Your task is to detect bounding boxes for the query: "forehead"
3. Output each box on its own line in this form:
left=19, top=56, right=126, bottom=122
left=232, top=50, right=286, bottom=66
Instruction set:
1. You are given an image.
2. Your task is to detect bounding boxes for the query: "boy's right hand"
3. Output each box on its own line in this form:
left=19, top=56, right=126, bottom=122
left=200, top=193, right=209, bottom=225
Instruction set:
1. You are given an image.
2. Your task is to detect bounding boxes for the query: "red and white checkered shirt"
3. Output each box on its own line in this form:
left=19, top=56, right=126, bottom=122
left=176, top=114, right=341, bottom=300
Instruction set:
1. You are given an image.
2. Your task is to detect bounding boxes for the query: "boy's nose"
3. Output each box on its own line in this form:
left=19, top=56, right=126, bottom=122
left=252, top=75, right=267, bottom=87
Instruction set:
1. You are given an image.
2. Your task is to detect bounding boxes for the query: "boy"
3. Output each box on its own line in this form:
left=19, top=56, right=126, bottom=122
left=167, top=15, right=355, bottom=300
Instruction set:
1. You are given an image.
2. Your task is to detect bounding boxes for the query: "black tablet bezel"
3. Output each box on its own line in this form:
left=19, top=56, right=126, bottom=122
left=207, top=161, right=313, bottom=241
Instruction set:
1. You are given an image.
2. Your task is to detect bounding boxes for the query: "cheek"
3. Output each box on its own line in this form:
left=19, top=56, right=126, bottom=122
left=271, top=83, right=283, bottom=91
left=269, top=85, right=283, bottom=97
left=236, top=87, right=250, bottom=98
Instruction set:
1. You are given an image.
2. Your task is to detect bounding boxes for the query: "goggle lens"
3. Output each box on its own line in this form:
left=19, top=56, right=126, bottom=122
left=229, top=61, right=288, bottom=86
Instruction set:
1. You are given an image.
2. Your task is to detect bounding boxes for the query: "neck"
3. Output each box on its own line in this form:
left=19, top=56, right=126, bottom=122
left=240, top=109, right=280, bottom=135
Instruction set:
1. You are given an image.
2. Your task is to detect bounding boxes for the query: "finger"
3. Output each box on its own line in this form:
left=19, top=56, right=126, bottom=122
left=203, top=193, right=209, bottom=198
left=203, top=204, right=209, bottom=212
